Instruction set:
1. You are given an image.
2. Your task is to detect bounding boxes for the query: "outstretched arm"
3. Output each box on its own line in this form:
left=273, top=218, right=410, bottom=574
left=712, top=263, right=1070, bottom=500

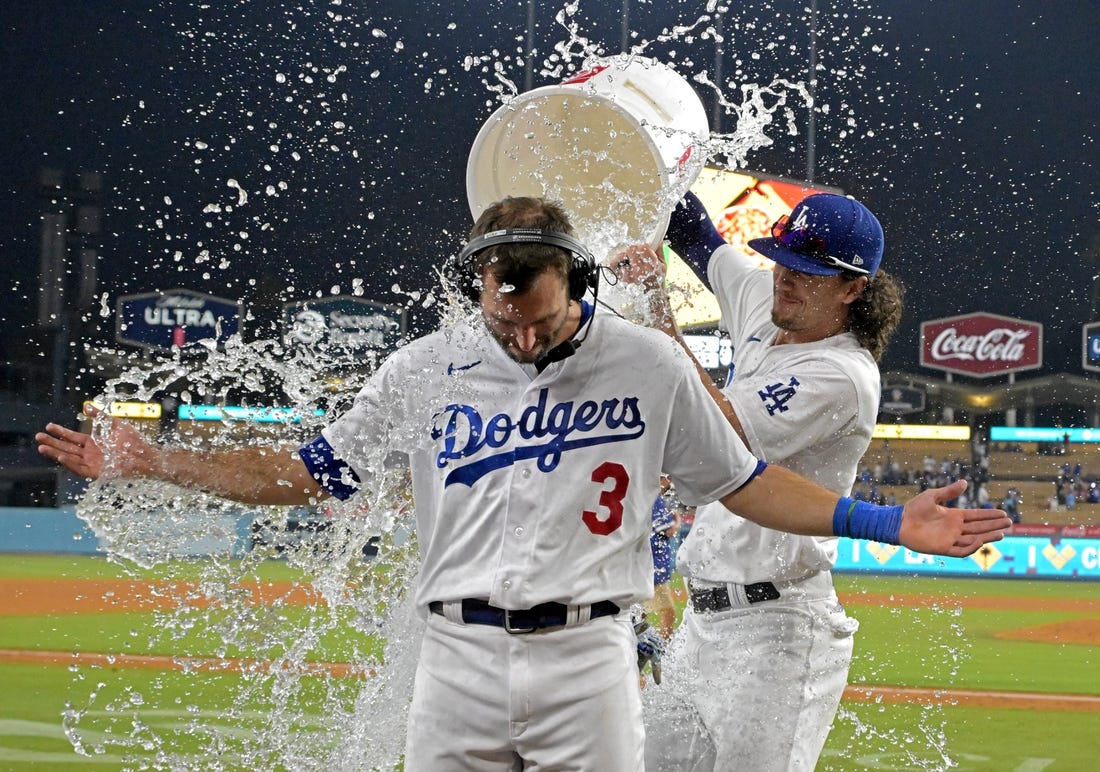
left=36, top=405, right=324, bottom=506
left=724, top=467, right=1010, bottom=558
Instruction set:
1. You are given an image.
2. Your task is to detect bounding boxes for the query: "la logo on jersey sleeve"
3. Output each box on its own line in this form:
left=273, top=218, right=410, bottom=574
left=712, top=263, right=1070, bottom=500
left=757, top=376, right=801, bottom=416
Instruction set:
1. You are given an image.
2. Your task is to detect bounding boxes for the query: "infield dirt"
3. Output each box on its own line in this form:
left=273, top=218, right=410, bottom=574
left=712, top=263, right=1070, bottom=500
left=1, top=577, right=1097, bottom=713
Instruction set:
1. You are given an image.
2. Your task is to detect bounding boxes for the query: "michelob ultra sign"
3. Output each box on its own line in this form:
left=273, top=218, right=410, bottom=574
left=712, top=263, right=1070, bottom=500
left=919, top=312, right=1042, bottom=377
left=116, top=289, right=243, bottom=351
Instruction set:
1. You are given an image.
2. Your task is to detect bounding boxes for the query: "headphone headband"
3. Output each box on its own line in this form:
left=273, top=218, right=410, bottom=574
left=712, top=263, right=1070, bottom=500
left=450, top=227, right=599, bottom=303
left=457, top=228, right=595, bottom=266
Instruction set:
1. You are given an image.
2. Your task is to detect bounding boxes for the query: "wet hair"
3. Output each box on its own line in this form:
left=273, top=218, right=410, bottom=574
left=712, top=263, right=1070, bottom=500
left=467, top=196, right=575, bottom=295
left=847, top=268, right=904, bottom=362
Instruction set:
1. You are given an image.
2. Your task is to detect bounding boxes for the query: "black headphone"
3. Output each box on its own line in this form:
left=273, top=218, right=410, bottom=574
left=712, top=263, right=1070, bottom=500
left=448, top=228, right=599, bottom=303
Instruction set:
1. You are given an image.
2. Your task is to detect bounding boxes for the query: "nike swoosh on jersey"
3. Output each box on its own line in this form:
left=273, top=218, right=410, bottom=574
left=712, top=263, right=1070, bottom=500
left=447, top=359, right=482, bottom=375
left=746, top=335, right=763, bottom=343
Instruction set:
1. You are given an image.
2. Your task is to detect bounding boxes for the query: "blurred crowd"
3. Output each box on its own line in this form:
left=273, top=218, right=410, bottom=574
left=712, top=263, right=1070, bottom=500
left=847, top=437, right=1099, bottom=525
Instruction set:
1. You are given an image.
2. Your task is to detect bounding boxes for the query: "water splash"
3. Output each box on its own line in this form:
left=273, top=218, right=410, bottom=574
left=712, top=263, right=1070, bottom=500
left=830, top=599, right=970, bottom=770
left=63, top=330, right=424, bottom=769
left=63, top=1, right=921, bottom=769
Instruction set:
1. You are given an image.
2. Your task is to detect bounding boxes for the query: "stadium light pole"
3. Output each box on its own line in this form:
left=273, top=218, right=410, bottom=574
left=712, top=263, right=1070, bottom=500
left=806, top=0, right=818, bottom=183
left=712, top=5, right=725, bottom=136
left=621, top=0, right=630, bottom=51
left=524, top=0, right=536, bottom=91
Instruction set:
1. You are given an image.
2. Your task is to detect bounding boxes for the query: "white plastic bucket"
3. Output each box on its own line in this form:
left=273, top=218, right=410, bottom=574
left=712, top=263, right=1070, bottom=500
left=466, top=55, right=710, bottom=261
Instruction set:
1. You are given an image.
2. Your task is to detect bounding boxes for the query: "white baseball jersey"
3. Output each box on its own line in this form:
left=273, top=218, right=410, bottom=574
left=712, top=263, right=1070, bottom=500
left=316, top=304, right=762, bottom=612
left=675, top=243, right=880, bottom=584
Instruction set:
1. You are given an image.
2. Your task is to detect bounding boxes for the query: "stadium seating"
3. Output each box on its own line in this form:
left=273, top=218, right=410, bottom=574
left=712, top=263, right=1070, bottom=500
left=857, top=439, right=1100, bottom=527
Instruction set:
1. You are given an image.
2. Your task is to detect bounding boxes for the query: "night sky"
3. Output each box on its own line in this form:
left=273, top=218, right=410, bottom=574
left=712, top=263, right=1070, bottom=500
left=2, top=1, right=1098, bottom=403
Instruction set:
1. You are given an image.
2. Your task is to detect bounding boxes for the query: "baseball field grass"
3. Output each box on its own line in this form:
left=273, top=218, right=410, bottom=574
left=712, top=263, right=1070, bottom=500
left=1, top=555, right=1096, bottom=770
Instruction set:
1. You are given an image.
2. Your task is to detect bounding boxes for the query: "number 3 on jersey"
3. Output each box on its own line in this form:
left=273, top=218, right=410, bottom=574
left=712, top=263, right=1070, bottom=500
left=582, top=461, right=629, bottom=535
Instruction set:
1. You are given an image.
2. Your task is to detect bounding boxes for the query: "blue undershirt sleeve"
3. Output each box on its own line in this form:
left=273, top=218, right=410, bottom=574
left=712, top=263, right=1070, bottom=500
left=730, top=459, right=768, bottom=494
left=665, top=190, right=726, bottom=292
left=298, top=435, right=362, bottom=501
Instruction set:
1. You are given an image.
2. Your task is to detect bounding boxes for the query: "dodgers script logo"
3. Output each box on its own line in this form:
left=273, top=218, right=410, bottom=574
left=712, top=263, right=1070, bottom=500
left=431, top=388, right=646, bottom=487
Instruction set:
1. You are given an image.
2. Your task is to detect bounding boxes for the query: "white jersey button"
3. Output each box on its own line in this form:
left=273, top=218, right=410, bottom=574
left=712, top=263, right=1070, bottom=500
left=502, top=579, right=512, bottom=590
left=513, top=526, right=525, bottom=538
left=521, top=468, right=532, bottom=479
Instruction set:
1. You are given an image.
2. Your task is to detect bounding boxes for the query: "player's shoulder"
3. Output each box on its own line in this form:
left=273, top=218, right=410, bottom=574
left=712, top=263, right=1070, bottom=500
left=789, top=333, right=877, bottom=370
left=594, top=305, right=675, bottom=342
left=593, top=308, right=690, bottom=364
left=709, top=243, right=772, bottom=284
left=807, top=340, right=881, bottom=405
left=757, top=336, right=879, bottom=398
left=378, top=316, right=484, bottom=373
left=826, top=336, right=880, bottom=379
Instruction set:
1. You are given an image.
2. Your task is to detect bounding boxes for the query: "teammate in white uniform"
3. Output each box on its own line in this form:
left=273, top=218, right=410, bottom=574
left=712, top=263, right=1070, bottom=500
left=618, top=190, right=905, bottom=771
left=38, top=197, right=1004, bottom=772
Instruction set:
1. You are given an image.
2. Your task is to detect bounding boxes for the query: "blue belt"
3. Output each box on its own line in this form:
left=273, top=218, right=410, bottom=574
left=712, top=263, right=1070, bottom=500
left=428, top=598, right=620, bottom=634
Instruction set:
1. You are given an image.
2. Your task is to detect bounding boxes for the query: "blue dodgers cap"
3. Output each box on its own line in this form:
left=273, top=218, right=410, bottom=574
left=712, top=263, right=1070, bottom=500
left=747, top=193, right=884, bottom=278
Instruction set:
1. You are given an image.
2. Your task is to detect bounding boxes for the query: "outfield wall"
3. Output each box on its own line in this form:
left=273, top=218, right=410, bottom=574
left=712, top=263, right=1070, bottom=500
left=4, top=507, right=1100, bottom=580
left=0, top=506, right=250, bottom=556
left=834, top=533, right=1100, bottom=580
left=0, top=507, right=100, bottom=554
left=0, top=507, right=387, bottom=559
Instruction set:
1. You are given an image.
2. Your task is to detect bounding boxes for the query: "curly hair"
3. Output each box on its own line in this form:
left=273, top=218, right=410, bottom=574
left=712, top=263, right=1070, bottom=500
left=847, top=269, right=905, bottom=362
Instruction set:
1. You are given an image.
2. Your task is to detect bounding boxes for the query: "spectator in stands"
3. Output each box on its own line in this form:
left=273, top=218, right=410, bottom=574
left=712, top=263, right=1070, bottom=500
left=887, top=459, right=901, bottom=486
left=869, top=483, right=885, bottom=506
left=1003, top=488, right=1021, bottom=523
left=976, top=483, right=991, bottom=508
left=956, top=487, right=970, bottom=510
left=648, top=488, right=680, bottom=640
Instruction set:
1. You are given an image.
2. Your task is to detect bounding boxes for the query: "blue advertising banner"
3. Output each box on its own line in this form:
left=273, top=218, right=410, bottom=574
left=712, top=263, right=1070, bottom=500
left=116, top=289, right=243, bottom=350
left=990, top=426, right=1100, bottom=443
left=1083, top=321, right=1100, bottom=373
left=178, top=404, right=325, bottom=423
left=834, top=534, right=1100, bottom=580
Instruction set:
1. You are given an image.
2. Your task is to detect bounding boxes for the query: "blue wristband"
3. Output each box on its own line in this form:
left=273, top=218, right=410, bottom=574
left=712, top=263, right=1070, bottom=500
left=833, top=498, right=904, bottom=544
left=832, top=497, right=856, bottom=537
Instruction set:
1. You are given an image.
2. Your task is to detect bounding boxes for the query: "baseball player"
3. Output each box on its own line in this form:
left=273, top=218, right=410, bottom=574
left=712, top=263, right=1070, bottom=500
left=617, top=190, right=905, bottom=771
left=648, top=483, right=679, bottom=639
left=634, top=489, right=679, bottom=687
left=37, top=196, right=1007, bottom=771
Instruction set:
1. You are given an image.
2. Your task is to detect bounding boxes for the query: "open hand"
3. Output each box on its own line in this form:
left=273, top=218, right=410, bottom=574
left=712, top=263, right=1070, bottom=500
left=899, top=480, right=1012, bottom=557
left=36, top=404, right=157, bottom=481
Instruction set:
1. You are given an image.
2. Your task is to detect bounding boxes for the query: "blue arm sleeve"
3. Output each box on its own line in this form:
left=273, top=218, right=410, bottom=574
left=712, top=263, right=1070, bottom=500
left=298, top=435, right=362, bottom=501
left=665, top=190, right=726, bottom=292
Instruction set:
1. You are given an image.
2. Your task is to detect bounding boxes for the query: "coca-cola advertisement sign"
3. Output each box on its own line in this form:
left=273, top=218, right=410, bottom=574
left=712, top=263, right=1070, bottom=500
left=920, top=312, right=1042, bottom=377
